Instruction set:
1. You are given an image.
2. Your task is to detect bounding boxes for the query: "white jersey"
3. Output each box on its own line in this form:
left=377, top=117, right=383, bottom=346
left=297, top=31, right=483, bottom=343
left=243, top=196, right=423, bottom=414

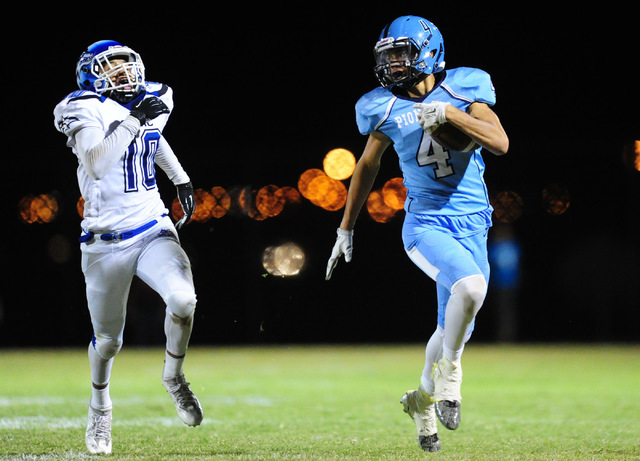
left=53, top=83, right=183, bottom=234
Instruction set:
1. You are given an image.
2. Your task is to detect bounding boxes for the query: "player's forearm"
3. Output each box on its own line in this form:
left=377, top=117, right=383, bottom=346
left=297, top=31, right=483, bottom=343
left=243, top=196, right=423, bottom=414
left=339, top=158, right=380, bottom=230
left=446, top=105, right=509, bottom=156
left=155, top=137, right=190, bottom=185
left=77, top=117, right=141, bottom=179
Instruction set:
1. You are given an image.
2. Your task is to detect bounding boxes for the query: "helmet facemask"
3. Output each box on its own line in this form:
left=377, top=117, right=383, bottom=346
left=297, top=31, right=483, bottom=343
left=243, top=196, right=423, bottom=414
left=374, top=38, right=423, bottom=89
left=89, top=47, right=145, bottom=103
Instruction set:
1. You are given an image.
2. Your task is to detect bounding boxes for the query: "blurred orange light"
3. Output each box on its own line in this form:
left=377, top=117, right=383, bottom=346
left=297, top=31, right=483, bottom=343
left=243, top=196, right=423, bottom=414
left=255, top=185, right=285, bottom=218
left=298, top=169, right=347, bottom=211
left=210, top=186, right=231, bottom=218
left=366, top=189, right=398, bottom=223
left=491, top=190, right=524, bottom=223
left=172, top=188, right=216, bottom=223
left=18, top=193, right=59, bottom=224
left=279, top=186, right=301, bottom=205
left=226, top=186, right=267, bottom=221
left=247, top=208, right=268, bottom=221
left=194, top=189, right=217, bottom=222
left=541, top=184, right=570, bottom=216
left=382, top=177, right=407, bottom=210
left=323, top=148, right=356, bottom=180
left=229, top=185, right=250, bottom=216
left=307, top=175, right=347, bottom=211
left=622, top=140, right=640, bottom=172
left=171, top=197, right=183, bottom=221
left=298, top=169, right=326, bottom=199
left=77, top=196, right=85, bottom=217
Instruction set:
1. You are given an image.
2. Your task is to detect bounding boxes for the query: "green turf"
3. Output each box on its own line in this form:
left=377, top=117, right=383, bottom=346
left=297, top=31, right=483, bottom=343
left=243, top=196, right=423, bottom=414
left=1, top=344, right=639, bottom=460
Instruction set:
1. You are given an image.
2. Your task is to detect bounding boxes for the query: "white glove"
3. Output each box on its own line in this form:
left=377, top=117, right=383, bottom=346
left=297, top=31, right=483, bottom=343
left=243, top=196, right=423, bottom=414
left=325, top=228, right=354, bottom=280
left=413, top=101, right=450, bottom=133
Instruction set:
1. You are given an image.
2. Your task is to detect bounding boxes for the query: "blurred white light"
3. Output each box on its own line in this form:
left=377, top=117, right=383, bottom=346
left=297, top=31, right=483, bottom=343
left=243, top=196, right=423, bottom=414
left=262, top=242, right=305, bottom=276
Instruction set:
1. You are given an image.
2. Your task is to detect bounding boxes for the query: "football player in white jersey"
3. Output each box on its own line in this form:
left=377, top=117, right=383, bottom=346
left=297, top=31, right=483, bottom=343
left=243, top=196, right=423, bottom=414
left=326, top=16, right=509, bottom=452
left=54, top=40, right=203, bottom=455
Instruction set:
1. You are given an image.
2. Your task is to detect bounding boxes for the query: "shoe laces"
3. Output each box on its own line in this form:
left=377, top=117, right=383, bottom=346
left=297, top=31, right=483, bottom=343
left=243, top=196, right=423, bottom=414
left=88, top=411, right=111, bottom=438
left=165, top=375, right=198, bottom=409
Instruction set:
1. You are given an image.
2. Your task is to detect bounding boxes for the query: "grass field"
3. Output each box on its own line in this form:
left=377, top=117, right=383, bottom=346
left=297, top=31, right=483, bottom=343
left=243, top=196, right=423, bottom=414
left=1, top=344, right=639, bottom=460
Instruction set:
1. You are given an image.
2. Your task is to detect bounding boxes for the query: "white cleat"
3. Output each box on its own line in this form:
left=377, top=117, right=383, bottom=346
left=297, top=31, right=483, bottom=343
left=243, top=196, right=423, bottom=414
left=163, top=374, right=203, bottom=426
left=432, top=357, right=462, bottom=430
left=401, top=389, right=441, bottom=452
left=85, top=405, right=112, bottom=455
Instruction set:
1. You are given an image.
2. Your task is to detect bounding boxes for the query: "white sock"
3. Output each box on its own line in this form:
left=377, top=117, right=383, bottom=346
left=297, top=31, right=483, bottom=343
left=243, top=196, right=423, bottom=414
left=88, top=342, right=113, bottom=384
left=443, top=345, right=464, bottom=364
left=162, top=350, right=185, bottom=380
left=163, top=308, right=193, bottom=380
left=91, top=383, right=112, bottom=410
left=420, top=326, right=444, bottom=394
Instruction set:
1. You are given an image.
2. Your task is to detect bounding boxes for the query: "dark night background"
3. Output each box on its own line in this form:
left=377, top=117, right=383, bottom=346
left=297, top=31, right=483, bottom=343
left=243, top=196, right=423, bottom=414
left=1, top=4, right=638, bottom=348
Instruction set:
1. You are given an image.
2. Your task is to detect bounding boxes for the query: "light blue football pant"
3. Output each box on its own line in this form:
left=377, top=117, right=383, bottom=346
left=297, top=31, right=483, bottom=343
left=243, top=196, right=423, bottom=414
left=402, top=212, right=491, bottom=337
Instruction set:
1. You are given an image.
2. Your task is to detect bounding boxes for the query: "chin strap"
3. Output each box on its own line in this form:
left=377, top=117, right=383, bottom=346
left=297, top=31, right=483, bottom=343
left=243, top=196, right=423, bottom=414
left=108, top=89, right=145, bottom=106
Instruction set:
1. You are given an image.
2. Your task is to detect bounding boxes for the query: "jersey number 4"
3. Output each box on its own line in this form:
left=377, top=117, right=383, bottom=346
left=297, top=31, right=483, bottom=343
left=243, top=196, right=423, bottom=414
left=416, top=136, right=454, bottom=178
left=123, top=129, right=160, bottom=192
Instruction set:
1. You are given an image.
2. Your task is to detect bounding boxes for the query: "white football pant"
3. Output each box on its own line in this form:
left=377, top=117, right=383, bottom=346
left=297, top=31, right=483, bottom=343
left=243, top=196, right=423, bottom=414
left=81, top=216, right=196, bottom=385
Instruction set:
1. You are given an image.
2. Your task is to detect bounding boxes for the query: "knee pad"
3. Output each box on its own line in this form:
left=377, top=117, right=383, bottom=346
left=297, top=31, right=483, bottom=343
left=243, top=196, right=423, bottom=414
left=167, top=290, right=197, bottom=320
left=451, top=274, right=487, bottom=317
left=92, top=333, right=123, bottom=360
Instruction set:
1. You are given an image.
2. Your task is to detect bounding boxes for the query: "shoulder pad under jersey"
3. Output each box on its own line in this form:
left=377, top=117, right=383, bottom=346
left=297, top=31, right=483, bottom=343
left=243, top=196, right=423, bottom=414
left=144, top=82, right=174, bottom=113
left=53, top=90, right=108, bottom=136
left=441, top=67, right=497, bottom=106
left=355, top=87, right=396, bottom=135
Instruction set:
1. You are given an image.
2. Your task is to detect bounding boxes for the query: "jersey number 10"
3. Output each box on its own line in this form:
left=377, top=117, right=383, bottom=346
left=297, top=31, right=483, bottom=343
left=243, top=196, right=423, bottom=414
left=123, top=129, right=160, bottom=192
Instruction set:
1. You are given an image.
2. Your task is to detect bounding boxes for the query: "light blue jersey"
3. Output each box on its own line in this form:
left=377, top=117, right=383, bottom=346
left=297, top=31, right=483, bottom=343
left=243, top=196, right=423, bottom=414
left=356, top=67, right=500, bottom=327
left=356, top=67, right=496, bottom=218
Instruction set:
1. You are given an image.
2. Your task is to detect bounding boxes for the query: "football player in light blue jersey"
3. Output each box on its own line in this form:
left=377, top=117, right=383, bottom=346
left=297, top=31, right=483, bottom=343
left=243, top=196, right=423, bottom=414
left=326, top=16, right=509, bottom=452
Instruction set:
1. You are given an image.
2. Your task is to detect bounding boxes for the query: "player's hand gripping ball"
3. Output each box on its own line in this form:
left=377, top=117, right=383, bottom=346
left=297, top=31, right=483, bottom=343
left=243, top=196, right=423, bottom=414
left=414, top=101, right=448, bottom=127
left=414, top=101, right=479, bottom=152
left=429, top=123, right=479, bottom=152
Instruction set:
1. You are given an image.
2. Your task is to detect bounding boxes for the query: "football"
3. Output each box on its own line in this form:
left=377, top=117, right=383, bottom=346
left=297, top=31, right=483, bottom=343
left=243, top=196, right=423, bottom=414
left=429, top=123, right=479, bottom=152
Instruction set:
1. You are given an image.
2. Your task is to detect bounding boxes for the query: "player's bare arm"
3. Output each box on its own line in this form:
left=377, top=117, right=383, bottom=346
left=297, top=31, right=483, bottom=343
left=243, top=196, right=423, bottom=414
left=445, top=102, right=509, bottom=156
left=339, top=131, right=392, bottom=230
left=326, top=131, right=391, bottom=280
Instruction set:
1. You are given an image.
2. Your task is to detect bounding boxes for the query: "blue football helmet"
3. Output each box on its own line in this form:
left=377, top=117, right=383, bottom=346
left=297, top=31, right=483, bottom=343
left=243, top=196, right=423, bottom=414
left=374, top=16, right=445, bottom=89
left=76, top=40, right=145, bottom=103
